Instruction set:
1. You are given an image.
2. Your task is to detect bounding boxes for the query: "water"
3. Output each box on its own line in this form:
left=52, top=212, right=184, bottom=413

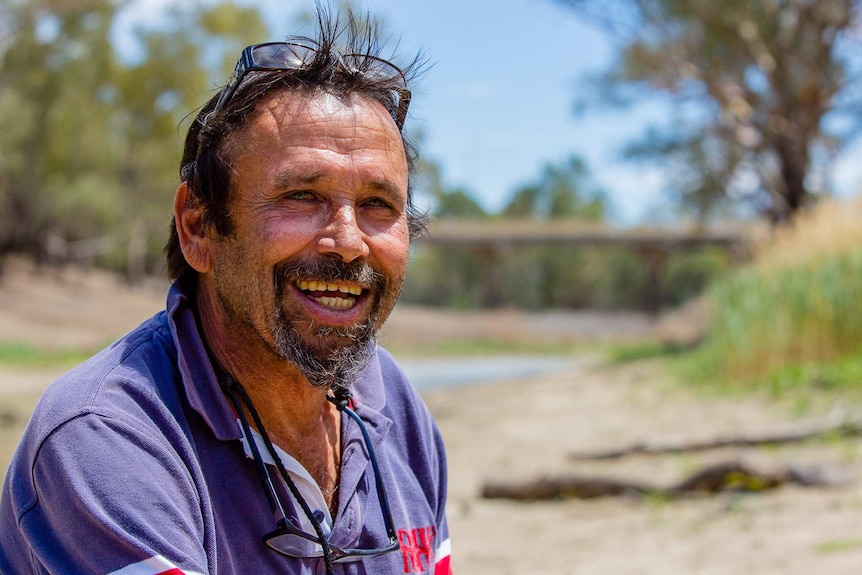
left=397, top=355, right=578, bottom=390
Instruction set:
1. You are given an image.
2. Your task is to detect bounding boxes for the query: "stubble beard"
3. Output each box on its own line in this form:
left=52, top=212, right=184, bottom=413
left=271, top=256, right=399, bottom=390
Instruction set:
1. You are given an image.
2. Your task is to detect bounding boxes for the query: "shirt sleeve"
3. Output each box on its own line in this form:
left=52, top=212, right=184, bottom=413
left=13, top=413, right=209, bottom=575
left=431, top=422, right=452, bottom=575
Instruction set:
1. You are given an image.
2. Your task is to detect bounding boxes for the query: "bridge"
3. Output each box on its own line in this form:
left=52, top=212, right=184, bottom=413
left=414, top=219, right=759, bottom=312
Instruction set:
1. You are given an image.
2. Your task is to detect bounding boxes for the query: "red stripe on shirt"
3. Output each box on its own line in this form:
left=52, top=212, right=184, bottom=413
left=435, top=554, right=452, bottom=575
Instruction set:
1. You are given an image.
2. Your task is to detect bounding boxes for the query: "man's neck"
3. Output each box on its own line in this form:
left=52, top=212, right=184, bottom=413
left=194, top=279, right=343, bottom=510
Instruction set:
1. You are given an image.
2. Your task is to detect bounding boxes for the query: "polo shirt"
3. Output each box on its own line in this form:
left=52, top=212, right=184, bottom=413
left=0, top=281, right=452, bottom=574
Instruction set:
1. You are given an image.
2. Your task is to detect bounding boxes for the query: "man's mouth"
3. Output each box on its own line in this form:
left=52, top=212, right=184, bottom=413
left=294, top=280, right=364, bottom=310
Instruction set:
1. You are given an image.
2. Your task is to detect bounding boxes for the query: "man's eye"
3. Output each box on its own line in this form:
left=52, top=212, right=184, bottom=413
left=285, top=191, right=317, bottom=201
left=363, top=197, right=395, bottom=210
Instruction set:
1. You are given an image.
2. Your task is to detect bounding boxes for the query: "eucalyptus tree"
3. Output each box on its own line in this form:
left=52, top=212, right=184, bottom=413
left=556, top=0, right=862, bottom=222
left=502, top=155, right=605, bottom=220
left=0, top=0, right=268, bottom=280
left=110, top=2, right=266, bottom=282
left=0, top=0, right=118, bottom=261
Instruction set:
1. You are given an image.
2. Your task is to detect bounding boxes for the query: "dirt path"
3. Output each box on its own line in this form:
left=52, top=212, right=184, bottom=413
left=2, top=260, right=862, bottom=573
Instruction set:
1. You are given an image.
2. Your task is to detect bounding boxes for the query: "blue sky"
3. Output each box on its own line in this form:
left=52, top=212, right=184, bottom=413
left=284, top=0, right=673, bottom=224
left=121, top=0, right=862, bottom=225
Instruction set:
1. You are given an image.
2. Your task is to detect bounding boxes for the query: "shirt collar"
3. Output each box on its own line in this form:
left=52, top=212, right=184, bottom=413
left=166, top=281, right=240, bottom=441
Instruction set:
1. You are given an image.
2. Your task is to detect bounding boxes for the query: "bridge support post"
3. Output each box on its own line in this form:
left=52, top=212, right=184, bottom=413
left=636, top=247, right=670, bottom=315
left=479, top=245, right=504, bottom=308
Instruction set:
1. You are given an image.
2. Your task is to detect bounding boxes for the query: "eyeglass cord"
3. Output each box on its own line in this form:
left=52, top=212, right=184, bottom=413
left=222, top=375, right=349, bottom=575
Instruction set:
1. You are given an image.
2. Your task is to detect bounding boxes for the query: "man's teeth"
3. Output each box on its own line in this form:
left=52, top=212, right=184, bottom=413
left=296, top=280, right=362, bottom=295
left=316, top=296, right=356, bottom=310
left=295, top=280, right=362, bottom=310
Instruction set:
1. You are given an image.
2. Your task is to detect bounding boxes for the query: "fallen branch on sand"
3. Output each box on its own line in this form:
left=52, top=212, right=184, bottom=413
left=568, top=421, right=862, bottom=461
left=481, top=460, right=856, bottom=501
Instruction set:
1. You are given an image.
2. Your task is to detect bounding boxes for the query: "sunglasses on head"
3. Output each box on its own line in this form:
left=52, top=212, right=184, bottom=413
left=213, top=42, right=412, bottom=131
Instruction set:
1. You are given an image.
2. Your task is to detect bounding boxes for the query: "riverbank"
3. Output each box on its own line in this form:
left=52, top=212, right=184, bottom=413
left=428, top=355, right=862, bottom=574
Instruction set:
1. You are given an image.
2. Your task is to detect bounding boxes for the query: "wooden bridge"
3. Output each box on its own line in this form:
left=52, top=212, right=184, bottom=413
left=414, top=219, right=759, bottom=311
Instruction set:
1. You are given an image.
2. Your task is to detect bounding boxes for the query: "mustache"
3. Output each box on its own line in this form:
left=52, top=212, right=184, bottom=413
left=273, top=256, right=386, bottom=295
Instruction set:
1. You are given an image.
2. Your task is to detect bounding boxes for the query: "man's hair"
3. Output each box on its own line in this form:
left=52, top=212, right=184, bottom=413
left=164, top=5, right=428, bottom=282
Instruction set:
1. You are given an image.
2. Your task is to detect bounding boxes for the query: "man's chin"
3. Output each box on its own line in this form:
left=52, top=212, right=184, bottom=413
left=273, top=321, right=377, bottom=389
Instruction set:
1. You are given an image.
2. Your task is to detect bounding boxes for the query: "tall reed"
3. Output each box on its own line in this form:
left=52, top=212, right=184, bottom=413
left=700, top=196, right=862, bottom=384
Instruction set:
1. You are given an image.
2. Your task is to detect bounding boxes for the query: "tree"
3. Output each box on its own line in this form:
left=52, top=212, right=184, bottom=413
left=556, top=0, right=862, bottom=222
left=502, top=155, right=605, bottom=220
left=109, top=3, right=266, bottom=283
left=0, top=0, right=268, bottom=280
left=0, top=0, right=119, bottom=261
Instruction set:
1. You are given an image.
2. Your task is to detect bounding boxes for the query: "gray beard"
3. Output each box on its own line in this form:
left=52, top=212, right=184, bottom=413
left=272, top=312, right=378, bottom=390
left=271, top=257, right=386, bottom=390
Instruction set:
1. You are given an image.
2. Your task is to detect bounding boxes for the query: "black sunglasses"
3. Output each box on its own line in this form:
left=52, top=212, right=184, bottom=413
left=213, top=42, right=412, bottom=130
left=221, top=377, right=399, bottom=566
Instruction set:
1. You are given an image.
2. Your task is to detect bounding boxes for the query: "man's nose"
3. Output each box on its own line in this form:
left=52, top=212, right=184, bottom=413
left=316, top=204, right=370, bottom=262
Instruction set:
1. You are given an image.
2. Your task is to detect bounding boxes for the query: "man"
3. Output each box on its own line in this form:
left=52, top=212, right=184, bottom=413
left=0, top=9, right=451, bottom=575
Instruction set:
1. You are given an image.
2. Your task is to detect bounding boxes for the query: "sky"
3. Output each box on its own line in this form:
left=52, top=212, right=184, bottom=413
left=119, top=0, right=862, bottom=225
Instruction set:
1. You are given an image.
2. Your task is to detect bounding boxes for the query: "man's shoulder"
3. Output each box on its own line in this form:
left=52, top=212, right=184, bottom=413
left=371, top=345, right=434, bottom=421
left=371, top=345, right=414, bottom=397
left=374, top=345, right=404, bottom=377
left=30, top=311, right=178, bottom=437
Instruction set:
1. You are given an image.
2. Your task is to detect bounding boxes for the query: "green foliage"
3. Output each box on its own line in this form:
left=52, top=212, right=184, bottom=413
left=404, top=150, right=728, bottom=310
left=663, top=248, right=729, bottom=307
left=404, top=230, right=726, bottom=310
left=712, top=251, right=862, bottom=373
left=497, top=247, right=648, bottom=310
left=685, top=248, right=862, bottom=393
left=0, top=0, right=118, bottom=254
left=0, top=1, right=269, bottom=280
left=502, top=156, right=604, bottom=220
left=433, top=187, right=488, bottom=219
left=402, top=246, right=488, bottom=308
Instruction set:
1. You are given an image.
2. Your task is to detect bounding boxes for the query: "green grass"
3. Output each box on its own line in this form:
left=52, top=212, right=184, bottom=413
left=814, top=538, right=862, bottom=554
left=0, top=340, right=94, bottom=368
left=669, top=345, right=862, bottom=401
left=704, top=250, right=862, bottom=380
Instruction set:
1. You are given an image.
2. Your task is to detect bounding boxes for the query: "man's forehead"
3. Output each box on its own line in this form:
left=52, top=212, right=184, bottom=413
left=223, top=89, right=409, bottom=189
left=250, top=89, right=397, bottom=137
left=220, top=89, right=407, bottom=173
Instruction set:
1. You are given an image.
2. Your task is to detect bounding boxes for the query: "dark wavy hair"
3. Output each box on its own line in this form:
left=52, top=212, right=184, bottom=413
left=164, top=6, right=428, bottom=282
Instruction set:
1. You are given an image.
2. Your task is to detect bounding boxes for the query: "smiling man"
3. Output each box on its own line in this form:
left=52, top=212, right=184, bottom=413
left=0, top=7, right=451, bottom=575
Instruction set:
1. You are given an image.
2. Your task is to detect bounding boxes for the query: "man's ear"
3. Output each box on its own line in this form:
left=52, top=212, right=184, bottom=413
left=174, top=181, right=213, bottom=274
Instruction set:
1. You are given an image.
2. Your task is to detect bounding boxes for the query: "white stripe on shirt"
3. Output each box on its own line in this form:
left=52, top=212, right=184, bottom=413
left=107, top=554, right=205, bottom=575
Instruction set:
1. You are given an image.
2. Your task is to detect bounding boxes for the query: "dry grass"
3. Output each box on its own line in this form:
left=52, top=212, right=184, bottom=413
left=754, top=195, right=862, bottom=271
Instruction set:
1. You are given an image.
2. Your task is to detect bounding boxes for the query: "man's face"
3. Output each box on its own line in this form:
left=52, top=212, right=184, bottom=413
left=205, top=89, right=411, bottom=388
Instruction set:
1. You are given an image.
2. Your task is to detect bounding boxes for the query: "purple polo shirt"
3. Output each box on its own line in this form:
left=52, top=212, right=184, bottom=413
left=0, top=282, right=451, bottom=575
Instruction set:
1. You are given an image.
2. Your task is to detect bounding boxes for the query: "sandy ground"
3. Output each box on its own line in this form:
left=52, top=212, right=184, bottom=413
left=2, top=258, right=862, bottom=574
